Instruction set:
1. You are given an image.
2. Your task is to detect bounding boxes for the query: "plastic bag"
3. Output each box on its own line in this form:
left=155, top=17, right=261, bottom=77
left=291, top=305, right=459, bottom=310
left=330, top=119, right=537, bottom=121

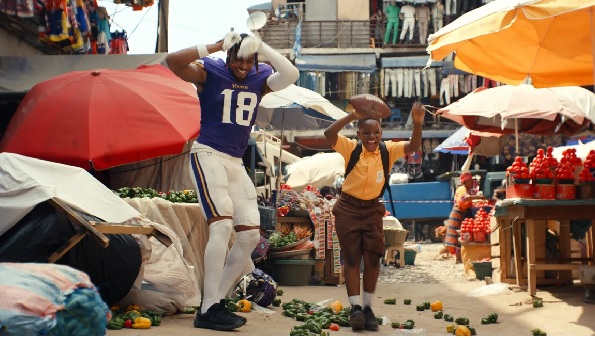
left=467, top=282, right=511, bottom=297
left=393, top=328, right=427, bottom=336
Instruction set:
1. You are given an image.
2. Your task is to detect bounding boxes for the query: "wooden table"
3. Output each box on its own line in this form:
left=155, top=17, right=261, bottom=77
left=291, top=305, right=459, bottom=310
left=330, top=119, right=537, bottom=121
left=494, top=198, right=595, bottom=296
left=48, top=198, right=171, bottom=263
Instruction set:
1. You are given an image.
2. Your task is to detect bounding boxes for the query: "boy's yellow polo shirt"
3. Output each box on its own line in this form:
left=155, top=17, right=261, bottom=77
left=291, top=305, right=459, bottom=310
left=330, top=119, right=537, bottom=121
left=333, top=134, right=405, bottom=201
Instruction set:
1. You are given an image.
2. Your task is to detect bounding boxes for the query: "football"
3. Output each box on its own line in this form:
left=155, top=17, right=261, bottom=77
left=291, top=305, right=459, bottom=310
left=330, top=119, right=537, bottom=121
left=349, top=94, right=391, bottom=119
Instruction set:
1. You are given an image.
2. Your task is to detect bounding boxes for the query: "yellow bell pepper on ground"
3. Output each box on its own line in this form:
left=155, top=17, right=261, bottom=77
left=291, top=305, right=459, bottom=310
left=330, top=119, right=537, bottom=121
left=132, top=317, right=152, bottom=329
left=446, top=324, right=456, bottom=333
left=455, top=325, right=472, bottom=336
left=430, top=300, right=443, bottom=312
left=330, top=301, right=343, bottom=313
left=237, top=299, right=251, bottom=313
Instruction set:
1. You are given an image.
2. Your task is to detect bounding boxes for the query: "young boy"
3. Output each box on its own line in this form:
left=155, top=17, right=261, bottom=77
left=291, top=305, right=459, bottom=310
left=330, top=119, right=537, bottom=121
left=324, top=101, right=425, bottom=331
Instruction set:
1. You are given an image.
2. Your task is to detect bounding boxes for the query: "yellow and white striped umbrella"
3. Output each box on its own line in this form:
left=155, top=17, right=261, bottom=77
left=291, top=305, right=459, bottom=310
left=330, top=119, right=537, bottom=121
left=426, top=0, right=595, bottom=87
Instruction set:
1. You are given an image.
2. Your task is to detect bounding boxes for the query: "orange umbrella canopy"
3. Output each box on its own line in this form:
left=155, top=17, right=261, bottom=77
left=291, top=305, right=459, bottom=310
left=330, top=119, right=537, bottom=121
left=426, top=0, right=595, bottom=87
left=0, top=65, right=201, bottom=170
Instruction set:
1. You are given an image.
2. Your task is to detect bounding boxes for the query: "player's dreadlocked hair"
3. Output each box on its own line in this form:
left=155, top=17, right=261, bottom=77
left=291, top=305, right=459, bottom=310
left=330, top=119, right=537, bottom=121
left=226, top=33, right=259, bottom=73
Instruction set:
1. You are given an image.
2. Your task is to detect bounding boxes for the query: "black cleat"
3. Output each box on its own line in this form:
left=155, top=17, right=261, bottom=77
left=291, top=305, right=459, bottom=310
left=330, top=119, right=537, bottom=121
left=349, top=305, right=366, bottom=331
left=194, top=301, right=243, bottom=331
left=363, top=306, right=379, bottom=331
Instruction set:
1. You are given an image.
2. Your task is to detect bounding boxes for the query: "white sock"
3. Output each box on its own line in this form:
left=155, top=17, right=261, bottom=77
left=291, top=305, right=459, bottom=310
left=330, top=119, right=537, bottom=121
left=348, top=295, right=362, bottom=307
left=217, top=229, right=260, bottom=301
left=201, top=219, right=233, bottom=314
left=363, top=292, right=374, bottom=307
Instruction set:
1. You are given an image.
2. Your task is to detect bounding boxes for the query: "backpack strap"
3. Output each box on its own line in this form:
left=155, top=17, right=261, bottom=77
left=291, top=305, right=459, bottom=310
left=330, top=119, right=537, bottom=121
left=378, top=141, right=389, bottom=199
left=344, top=141, right=363, bottom=179
left=379, top=142, right=397, bottom=217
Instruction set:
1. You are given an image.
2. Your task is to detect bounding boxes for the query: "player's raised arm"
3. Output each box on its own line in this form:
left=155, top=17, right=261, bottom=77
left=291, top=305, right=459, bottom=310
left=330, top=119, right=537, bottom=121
left=166, top=32, right=243, bottom=85
left=237, top=36, right=299, bottom=95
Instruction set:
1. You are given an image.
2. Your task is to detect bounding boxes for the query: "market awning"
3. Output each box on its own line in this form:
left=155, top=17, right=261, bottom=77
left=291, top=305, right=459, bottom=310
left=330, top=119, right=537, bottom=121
left=441, top=61, right=470, bottom=75
left=381, top=56, right=442, bottom=68
left=294, top=54, right=377, bottom=73
left=0, top=53, right=168, bottom=94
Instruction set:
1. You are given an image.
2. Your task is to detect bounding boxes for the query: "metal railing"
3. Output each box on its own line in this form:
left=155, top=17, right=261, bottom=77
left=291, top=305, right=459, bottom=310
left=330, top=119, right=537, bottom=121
left=260, top=20, right=371, bottom=49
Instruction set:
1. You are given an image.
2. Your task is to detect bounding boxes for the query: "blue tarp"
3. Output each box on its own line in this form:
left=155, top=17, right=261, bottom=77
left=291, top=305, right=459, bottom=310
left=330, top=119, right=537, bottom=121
left=381, top=56, right=442, bottom=68
left=294, top=54, right=377, bottom=73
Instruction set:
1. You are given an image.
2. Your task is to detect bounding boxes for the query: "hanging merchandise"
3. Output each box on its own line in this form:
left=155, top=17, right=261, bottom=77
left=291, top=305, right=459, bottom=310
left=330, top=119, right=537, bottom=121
left=0, top=0, right=34, bottom=17
left=47, top=0, right=71, bottom=47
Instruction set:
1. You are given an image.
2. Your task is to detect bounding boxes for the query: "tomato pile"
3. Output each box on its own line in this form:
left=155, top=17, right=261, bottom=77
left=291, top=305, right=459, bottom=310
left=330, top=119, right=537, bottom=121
left=578, top=166, right=595, bottom=183
left=584, top=150, right=595, bottom=169
left=460, top=208, right=491, bottom=243
left=555, top=161, right=575, bottom=182
left=506, top=156, right=529, bottom=182
left=560, top=148, right=582, bottom=166
left=529, top=148, right=556, bottom=181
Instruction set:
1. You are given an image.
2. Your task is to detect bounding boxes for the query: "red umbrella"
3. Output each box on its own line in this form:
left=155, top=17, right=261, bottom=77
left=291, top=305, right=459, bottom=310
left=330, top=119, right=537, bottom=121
left=0, top=64, right=201, bottom=170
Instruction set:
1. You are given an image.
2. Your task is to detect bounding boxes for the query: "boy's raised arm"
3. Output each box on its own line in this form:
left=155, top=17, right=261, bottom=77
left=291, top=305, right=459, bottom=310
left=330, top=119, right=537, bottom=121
left=324, top=111, right=361, bottom=146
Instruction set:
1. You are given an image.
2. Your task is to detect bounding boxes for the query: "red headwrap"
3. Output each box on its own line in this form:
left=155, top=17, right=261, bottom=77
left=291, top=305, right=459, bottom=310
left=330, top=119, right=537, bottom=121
left=460, top=172, right=472, bottom=183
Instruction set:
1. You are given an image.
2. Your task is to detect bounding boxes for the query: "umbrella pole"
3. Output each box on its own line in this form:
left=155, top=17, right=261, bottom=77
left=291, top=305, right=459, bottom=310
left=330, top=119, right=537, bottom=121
left=276, top=109, right=286, bottom=207
left=262, top=132, right=269, bottom=202
left=591, top=7, right=595, bottom=89
left=515, top=118, right=519, bottom=155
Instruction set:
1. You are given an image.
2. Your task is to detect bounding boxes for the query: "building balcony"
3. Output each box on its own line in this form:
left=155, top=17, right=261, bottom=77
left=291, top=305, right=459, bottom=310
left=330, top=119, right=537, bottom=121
left=260, top=20, right=372, bottom=49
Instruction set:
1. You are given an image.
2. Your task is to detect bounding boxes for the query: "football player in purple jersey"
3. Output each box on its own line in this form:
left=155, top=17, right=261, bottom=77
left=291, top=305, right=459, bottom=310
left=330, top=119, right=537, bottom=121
left=166, top=32, right=298, bottom=331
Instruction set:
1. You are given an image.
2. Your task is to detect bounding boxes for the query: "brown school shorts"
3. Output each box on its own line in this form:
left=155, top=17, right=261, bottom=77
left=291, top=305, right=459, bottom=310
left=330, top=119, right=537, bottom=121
left=332, top=193, right=386, bottom=266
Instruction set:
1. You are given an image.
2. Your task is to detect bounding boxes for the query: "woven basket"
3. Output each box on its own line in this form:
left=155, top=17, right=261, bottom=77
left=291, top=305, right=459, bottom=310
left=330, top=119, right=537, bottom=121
left=384, top=229, right=408, bottom=245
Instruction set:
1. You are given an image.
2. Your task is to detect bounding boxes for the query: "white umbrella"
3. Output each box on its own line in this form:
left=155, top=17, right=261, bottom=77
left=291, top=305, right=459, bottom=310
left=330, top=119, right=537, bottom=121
left=256, top=84, right=348, bottom=130
left=256, top=85, right=348, bottom=203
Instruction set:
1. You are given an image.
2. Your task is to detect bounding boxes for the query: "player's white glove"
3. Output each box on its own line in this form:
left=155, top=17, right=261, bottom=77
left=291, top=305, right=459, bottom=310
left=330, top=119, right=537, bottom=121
left=222, top=31, right=242, bottom=51
left=237, top=35, right=262, bottom=58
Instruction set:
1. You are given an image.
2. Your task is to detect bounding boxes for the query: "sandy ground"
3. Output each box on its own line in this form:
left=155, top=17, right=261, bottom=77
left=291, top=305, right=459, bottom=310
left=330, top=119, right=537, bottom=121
left=109, top=243, right=595, bottom=336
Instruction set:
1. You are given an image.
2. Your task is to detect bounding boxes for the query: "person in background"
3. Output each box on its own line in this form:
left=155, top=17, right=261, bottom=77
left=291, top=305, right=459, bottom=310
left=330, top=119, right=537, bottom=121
left=370, top=9, right=386, bottom=47
left=166, top=31, right=299, bottom=331
left=444, top=172, right=488, bottom=263
left=319, top=185, right=337, bottom=200
left=492, top=179, right=507, bottom=201
left=324, top=102, right=425, bottom=331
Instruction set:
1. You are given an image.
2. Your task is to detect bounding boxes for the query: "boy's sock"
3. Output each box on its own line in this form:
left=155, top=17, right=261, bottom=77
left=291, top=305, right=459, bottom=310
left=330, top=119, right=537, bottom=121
left=348, top=295, right=362, bottom=307
left=363, top=292, right=374, bottom=307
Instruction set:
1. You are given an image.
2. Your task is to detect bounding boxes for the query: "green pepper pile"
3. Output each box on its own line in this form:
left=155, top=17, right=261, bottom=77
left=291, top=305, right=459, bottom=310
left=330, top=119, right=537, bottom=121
left=113, top=187, right=198, bottom=203
left=269, top=231, right=298, bottom=248
left=106, top=306, right=163, bottom=330
left=282, top=298, right=350, bottom=336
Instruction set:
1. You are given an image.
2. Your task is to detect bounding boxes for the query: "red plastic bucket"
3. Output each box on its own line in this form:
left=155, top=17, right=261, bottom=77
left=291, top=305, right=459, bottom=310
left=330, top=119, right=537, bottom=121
left=556, top=184, right=576, bottom=200
left=506, top=184, right=534, bottom=199
left=533, top=184, right=555, bottom=200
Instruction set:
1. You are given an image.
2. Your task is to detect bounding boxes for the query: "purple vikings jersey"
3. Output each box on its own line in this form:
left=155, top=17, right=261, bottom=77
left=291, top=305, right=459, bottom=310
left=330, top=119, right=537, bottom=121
left=196, top=57, right=272, bottom=157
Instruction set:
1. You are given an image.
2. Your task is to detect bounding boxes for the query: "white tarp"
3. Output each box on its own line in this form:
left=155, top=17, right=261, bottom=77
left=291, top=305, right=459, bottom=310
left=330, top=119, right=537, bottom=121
left=0, top=152, right=140, bottom=235
left=0, top=153, right=200, bottom=314
left=285, top=152, right=345, bottom=191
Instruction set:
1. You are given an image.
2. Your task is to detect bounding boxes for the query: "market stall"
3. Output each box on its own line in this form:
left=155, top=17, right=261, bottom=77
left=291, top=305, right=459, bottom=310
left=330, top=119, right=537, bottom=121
left=270, top=185, right=343, bottom=286
left=492, top=148, right=595, bottom=296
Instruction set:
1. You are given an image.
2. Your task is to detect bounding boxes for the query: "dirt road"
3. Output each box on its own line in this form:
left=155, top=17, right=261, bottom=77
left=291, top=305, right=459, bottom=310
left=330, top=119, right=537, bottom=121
left=109, top=243, right=595, bottom=336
